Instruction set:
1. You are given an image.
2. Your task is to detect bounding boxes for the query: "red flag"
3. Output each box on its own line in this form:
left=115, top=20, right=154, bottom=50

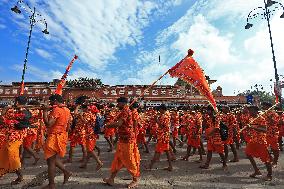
left=55, top=55, right=78, bottom=95
left=168, top=53, right=217, bottom=112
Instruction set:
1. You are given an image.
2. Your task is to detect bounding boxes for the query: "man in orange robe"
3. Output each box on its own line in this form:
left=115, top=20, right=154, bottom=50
left=0, top=96, right=29, bottom=185
left=200, top=106, right=227, bottom=169
left=65, top=104, right=87, bottom=164
left=103, top=97, right=140, bottom=189
left=22, top=104, right=41, bottom=165
left=79, top=104, right=103, bottom=170
left=245, top=106, right=272, bottom=181
left=104, top=104, right=117, bottom=152
left=147, top=104, right=173, bottom=171
left=43, top=94, right=72, bottom=189
left=182, top=111, right=203, bottom=162
left=262, top=102, right=280, bottom=167
left=221, top=106, right=239, bottom=162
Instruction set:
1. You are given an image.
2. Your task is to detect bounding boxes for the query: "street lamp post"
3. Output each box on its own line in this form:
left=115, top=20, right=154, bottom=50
left=11, top=0, right=49, bottom=94
left=245, top=0, right=284, bottom=109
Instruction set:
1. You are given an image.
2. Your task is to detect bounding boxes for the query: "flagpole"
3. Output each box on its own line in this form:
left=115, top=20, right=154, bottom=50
left=129, top=69, right=170, bottom=107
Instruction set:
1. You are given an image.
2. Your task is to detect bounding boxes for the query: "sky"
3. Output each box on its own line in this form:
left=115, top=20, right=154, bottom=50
left=0, top=0, right=284, bottom=95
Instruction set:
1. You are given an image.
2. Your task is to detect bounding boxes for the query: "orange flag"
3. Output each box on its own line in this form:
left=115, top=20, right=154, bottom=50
left=55, top=55, right=78, bottom=95
left=168, top=51, right=217, bottom=112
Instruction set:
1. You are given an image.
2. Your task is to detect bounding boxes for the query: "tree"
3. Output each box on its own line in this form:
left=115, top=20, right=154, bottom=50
left=66, top=77, right=103, bottom=89
left=237, top=84, right=275, bottom=104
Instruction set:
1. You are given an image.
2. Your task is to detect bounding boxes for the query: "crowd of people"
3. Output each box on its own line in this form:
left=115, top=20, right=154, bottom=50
left=0, top=94, right=283, bottom=189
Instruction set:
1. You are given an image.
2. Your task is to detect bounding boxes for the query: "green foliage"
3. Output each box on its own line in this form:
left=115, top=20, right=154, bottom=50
left=237, top=88, right=275, bottom=104
left=66, top=77, right=103, bottom=88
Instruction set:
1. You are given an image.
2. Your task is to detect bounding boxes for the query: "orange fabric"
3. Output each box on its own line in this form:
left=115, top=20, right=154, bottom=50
left=44, top=132, right=68, bottom=159
left=104, top=109, right=117, bottom=137
left=169, top=56, right=217, bottom=112
left=69, top=113, right=87, bottom=147
left=44, top=107, right=70, bottom=159
left=207, top=141, right=224, bottom=154
left=155, top=142, right=170, bottom=153
left=245, top=143, right=271, bottom=163
left=156, top=111, right=171, bottom=144
left=248, top=117, right=267, bottom=145
left=267, top=137, right=279, bottom=151
left=187, top=112, right=202, bottom=147
left=116, top=106, right=135, bottom=143
left=204, top=114, right=222, bottom=145
left=111, top=141, right=140, bottom=177
left=0, top=140, right=22, bottom=177
left=83, top=111, right=98, bottom=152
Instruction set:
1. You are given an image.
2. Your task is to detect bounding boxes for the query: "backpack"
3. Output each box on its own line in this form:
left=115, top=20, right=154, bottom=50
left=219, top=121, right=229, bottom=141
left=93, top=114, right=105, bottom=134
left=15, top=110, right=33, bottom=130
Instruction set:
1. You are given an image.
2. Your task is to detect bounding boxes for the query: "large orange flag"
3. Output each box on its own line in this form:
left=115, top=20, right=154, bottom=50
left=168, top=52, right=217, bottom=112
left=55, top=55, right=78, bottom=95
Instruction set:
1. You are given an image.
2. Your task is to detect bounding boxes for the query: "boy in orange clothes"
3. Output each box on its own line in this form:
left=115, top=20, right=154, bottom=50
left=200, top=106, right=227, bottom=169
left=43, top=94, right=72, bottom=189
left=22, top=101, right=41, bottom=165
left=104, top=104, right=117, bottom=152
left=245, top=106, right=272, bottom=181
left=103, top=97, right=140, bottom=189
left=65, top=104, right=87, bottom=164
left=0, top=96, right=29, bottom=185
left=182, top=111, right=203, bottom=162
left=146, top=104, right=174, bottom=171
left=221, top=106, right=239, bottom=163
left=262, top=102, right=280, bottom=167
left=79, top=104, right=103, bottom=170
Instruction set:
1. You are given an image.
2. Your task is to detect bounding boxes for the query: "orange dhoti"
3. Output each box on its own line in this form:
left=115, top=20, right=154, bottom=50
left=104, top=128, right=116, bottom=138
left=44, top=132, right=68, bottom=159
left=245, top=143, right=271, bottom=163
left=0, top=140, right=22, bottom=177
left=207, top=141, right=224, bottom=154
left=187, top=137, right=201, bottom=148
left=111, top=141, right=140, bottom=178
left=267, top=137, right=279, bottom=151
left=23, top=134, right=37, bottom=148
left=155, top=142, right=169, bottom=153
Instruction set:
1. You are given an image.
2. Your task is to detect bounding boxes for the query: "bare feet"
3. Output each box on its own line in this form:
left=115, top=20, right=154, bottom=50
left=63, top=171, right=72, bottom=184
left=263, top=175, right=272, bottom=181
left=11, top=177, right=23, bottom=185
left=96, top=163, right=103, bottom=171
left=249, top=171, right=262, bottom=178
left=103, top=178, right=114, bottom=186
left=163, top=167, right=173, bottom=172
left=128, top=180, right=138, bottom=188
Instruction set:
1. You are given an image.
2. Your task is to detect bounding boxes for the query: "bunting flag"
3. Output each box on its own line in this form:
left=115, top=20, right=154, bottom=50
left=168, top=50, right=217, bottom=112
left=55, top=55, right=78, bottom=95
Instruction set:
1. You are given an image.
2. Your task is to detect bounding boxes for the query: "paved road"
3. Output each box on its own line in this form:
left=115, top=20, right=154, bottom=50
left=1, top=138, right=284, bottom=189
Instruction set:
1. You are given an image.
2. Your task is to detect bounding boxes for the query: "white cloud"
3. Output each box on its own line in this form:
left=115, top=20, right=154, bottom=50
left=35, top=48, right=53, bottom=59
left=135, top=0, right=284, bottom=96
